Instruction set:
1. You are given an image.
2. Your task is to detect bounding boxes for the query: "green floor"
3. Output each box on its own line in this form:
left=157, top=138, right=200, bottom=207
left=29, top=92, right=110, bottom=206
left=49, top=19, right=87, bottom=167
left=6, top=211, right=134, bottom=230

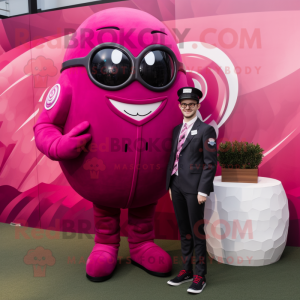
left=1, top=222, right=299, bottom=300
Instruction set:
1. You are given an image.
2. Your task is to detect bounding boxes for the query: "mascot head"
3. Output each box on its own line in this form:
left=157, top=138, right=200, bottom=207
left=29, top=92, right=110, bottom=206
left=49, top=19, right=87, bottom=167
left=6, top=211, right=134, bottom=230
left=61, top=7, right=186, bottom=125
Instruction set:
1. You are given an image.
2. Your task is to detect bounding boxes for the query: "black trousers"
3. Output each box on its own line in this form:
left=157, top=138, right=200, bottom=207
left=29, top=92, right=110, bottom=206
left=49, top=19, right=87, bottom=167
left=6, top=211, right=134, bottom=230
left=170, top=174, right=207, bottom=276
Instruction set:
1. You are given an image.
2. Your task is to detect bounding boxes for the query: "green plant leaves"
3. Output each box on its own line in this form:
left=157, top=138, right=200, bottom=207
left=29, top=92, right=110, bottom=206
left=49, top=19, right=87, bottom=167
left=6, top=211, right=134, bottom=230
left=217, top=140, right=264, bottom=169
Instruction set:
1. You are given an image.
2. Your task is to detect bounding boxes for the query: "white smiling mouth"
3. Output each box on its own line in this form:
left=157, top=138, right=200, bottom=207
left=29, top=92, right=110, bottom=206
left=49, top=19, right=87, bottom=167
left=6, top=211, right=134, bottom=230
left=109, top=99, right=162, bottom=121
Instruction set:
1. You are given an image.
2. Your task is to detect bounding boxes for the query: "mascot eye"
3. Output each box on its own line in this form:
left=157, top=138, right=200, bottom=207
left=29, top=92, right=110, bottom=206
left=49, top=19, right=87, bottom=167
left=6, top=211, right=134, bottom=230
left=144, top=51, right=155, bottom=65
left=111, top=49, right=123, bottom=64
left=90, top=48, right=132, bottom=86
left=139, top=50, right=175, bottom=87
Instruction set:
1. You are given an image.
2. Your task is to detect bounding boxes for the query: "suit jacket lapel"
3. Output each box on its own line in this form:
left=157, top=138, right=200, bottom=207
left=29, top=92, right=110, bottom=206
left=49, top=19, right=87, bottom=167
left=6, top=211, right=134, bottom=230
left=172, top=124, right=182, bottom=153
left=180, top=117, right=202, bottom=152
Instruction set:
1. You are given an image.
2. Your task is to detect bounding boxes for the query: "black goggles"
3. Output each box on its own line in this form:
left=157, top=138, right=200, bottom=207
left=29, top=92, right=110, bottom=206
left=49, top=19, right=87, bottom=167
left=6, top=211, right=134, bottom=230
left=60, top=42, right=186, bottom=91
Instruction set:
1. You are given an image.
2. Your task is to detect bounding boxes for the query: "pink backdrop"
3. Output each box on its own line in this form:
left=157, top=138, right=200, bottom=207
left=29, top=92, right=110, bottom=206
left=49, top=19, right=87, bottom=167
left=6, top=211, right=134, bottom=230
left=0, top=0, right=299, bottom=246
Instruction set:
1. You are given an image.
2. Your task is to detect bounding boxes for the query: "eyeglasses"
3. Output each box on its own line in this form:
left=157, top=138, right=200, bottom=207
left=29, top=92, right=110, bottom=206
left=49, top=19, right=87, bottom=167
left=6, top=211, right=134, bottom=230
left=60, top=42, right=186, bottom=91
left=180, top=103, right=198, bottom=109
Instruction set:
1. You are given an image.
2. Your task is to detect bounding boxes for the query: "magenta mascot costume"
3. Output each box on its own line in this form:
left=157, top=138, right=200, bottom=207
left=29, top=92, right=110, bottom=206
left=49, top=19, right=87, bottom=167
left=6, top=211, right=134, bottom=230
left=33, top=7, right=187, bottom=281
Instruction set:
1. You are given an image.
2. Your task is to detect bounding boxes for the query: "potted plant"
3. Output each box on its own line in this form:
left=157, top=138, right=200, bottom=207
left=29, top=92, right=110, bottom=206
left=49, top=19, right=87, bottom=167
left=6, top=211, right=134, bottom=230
left=217, top=140, right=264, bottom=183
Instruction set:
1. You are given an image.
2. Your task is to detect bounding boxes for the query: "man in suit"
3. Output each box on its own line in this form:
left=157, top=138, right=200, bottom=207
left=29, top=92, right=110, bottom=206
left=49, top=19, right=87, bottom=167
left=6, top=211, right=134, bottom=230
left=166, top=87, right=217, bottom=294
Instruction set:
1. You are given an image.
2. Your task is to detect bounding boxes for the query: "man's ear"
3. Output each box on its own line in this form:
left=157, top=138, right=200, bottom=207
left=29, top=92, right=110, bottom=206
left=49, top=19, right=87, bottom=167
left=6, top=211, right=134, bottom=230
left=197, top=103, right=201, bottom=109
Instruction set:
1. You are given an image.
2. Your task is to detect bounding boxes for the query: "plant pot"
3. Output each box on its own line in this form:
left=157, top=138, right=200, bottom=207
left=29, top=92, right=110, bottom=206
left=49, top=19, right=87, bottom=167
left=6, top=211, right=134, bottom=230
left=221, top=168, right=258, bottom=183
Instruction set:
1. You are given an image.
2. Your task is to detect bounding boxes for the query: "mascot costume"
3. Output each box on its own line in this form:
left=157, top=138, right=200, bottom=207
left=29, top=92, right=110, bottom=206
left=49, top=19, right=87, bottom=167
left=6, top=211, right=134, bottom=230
left=33, top=7, right=187, bottom=282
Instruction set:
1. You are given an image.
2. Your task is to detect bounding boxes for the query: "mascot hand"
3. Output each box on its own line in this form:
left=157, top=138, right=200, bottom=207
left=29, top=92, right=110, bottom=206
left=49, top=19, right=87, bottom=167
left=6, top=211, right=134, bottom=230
left=56, top=121, right=92, bottom=160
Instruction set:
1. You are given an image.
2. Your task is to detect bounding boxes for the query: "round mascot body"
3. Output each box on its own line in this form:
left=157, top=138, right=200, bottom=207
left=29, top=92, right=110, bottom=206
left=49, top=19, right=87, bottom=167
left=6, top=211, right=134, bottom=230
left=34, top=7, right=187, bottom=281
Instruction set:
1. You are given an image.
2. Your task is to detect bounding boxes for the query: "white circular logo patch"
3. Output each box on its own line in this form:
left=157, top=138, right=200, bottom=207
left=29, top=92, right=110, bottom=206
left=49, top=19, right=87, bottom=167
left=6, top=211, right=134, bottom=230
left=45, top=84, right=61, bottom=110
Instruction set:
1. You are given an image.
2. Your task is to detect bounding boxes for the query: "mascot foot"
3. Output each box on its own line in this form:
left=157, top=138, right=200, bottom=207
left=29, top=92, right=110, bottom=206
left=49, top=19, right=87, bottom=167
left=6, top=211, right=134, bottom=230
left=130, top=242, right=172, bottom=277
left=86, top=244, right=119, bottom=282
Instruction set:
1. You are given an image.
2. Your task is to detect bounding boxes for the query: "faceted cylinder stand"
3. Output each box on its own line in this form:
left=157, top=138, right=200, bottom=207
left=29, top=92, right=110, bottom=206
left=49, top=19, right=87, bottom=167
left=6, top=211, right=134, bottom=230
left=204, top=176, right=289, bottom=266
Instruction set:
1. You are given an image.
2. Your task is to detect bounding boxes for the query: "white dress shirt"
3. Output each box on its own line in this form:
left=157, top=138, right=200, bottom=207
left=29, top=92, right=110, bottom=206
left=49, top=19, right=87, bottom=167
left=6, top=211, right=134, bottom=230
left=174, top=115, right=208, bottom=197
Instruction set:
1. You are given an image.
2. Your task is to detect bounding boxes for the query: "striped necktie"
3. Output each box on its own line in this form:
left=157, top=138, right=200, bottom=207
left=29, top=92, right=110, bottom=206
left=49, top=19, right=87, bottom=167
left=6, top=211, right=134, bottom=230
left=171, top=122, right=193, bottom=176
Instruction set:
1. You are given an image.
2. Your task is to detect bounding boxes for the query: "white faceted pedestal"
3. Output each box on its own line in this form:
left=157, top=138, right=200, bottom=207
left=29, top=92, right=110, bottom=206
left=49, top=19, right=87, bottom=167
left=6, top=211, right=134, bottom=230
left=204, top=176, right=289, bottom=266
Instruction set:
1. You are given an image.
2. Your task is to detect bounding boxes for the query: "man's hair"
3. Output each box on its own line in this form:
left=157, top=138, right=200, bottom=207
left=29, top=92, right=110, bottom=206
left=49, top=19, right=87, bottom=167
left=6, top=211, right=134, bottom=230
left=179, top=99, right=199, bottom=104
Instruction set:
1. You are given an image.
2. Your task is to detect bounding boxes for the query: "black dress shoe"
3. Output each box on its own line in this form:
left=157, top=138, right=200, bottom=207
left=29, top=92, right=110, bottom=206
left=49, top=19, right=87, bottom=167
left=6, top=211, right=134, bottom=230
left=167, top=269, right=193, bottom=286
left=187, top=275, right=206, bottom=293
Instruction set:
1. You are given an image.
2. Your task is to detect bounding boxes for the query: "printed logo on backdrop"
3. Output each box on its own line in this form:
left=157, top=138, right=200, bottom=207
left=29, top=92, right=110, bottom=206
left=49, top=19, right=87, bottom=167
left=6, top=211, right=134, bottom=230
left=179, top=41, right=239, bottom=135
left=45, top=84, right=61, bottom=110
left=23, top=56, right=58, bottom=88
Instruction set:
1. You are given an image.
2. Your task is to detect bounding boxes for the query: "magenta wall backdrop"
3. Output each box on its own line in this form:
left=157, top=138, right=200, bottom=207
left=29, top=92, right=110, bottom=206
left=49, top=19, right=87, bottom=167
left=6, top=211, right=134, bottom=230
left=0, top=0, right=299, bottom=246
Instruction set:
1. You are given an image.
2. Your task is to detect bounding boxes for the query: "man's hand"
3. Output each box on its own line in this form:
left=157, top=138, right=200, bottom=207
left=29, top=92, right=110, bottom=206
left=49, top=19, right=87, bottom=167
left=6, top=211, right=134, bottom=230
left=197, top=194, right=206, bottom=205
left=169, top=188, right=172, bottom=201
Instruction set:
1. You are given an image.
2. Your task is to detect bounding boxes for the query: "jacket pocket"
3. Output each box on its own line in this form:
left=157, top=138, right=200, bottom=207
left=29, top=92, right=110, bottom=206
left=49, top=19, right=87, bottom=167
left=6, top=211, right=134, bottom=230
left=189, top=168, right=202, bottom=174
left=189, top=163, right=203, bottom=173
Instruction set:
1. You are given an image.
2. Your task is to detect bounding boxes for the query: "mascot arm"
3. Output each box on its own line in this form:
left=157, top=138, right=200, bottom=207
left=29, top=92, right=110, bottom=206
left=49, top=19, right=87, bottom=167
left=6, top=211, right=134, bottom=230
left=33, top=72, right=91, bottom=161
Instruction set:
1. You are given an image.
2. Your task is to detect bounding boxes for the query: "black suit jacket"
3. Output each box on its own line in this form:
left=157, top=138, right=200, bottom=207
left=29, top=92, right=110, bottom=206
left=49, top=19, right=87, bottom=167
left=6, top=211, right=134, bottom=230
left=165, top=117, right=217, bottom=196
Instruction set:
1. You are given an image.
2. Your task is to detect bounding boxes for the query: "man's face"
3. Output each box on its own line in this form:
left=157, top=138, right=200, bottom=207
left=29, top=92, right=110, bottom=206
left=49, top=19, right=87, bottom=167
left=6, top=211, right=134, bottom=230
left=178, top=99, right=200, bottom=118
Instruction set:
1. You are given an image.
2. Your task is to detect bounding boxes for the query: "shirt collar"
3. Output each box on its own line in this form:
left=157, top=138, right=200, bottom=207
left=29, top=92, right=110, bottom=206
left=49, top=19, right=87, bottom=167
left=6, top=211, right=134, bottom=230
left=183, top=115, right=197, bottom=127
